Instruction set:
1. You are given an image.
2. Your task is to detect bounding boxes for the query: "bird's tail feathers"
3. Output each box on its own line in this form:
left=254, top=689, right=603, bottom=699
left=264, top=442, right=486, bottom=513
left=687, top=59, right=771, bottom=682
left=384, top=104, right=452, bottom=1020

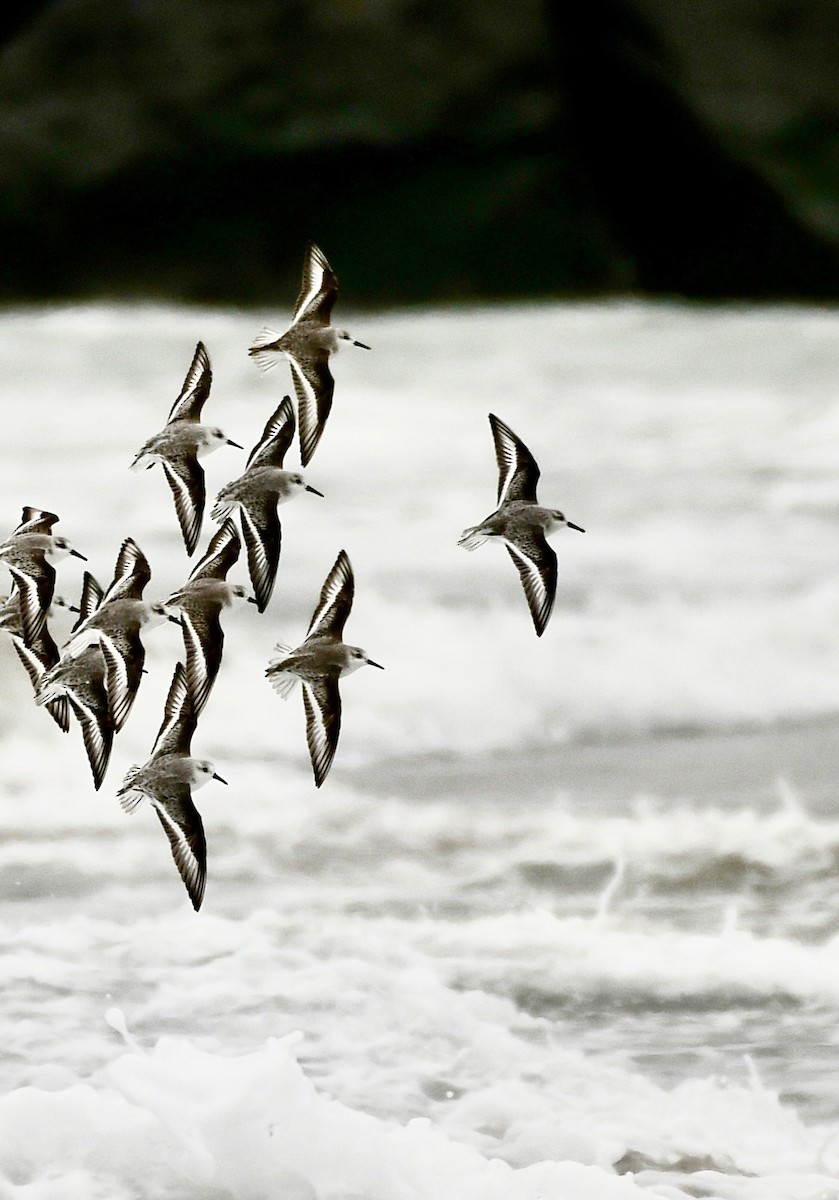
left=268, top=671, right=298, bottom=699
left=210, top=497, right=237, bottom=523
left=266, top=645, right=297, bottom=699
left=117, top=769, right=146, bottom=813
left=457, top=526, right=487, bottom=551
left=248, top=328, right=283, bottom=372
left=34, top=667, right=64, bottom=706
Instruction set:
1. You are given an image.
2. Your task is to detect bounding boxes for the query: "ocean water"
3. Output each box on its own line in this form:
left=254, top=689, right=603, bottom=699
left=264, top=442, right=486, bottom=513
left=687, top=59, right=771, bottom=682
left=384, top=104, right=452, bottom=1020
left=1, top=300, right=839, bottom=1199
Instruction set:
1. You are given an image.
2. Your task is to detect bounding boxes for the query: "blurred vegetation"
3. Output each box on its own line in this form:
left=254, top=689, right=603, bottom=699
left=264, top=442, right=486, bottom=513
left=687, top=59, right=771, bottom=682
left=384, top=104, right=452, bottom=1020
left=0, top=0, right=837, bottom=305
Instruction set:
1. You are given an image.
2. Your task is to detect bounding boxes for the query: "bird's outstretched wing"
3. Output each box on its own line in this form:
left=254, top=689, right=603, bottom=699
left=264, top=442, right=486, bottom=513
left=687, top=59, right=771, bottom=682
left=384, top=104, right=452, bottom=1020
left=149, top=660, right=197, bottom=761
left=505, top=532, right=557, bottom=638
left=246, top=396, right=296, bottom=470
left=306, top=549, right=353, bottom=640
left=302, top=675, right=342, bottom=788
left=188, top=518, right=240, bottom=583
left=292, top=242, right=338, bottom=326
left=489, top=413, right=541, bottom=505
left=167, top=342, right=212, bottom=423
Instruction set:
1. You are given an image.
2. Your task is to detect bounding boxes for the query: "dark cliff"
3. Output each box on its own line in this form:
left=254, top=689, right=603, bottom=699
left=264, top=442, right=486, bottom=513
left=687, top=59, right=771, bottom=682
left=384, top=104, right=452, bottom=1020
left=0, top=0, right=837, bottom=304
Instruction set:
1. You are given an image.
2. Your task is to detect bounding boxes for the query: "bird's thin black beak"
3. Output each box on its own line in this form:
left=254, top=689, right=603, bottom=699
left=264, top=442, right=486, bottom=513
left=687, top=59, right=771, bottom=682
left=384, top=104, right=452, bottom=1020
left=227, top=439, right=244, bottom=449
left=354, top=340, right=371, bottom=350
left=367, top=658, right=384, bottom=669
left=306, top=485, right=324, bottom=497
left=567, top=522, right=585, bottom=533
left=247, top=596, right=259, bottom=605
left=213, top=772, right=228, bottom=785
left=71, top=549, right=87, bottom=560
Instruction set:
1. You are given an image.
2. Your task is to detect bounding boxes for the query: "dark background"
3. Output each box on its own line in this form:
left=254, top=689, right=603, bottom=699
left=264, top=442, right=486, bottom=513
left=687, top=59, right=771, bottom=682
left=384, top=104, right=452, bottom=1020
left=1, top=0, right=838, bottom=306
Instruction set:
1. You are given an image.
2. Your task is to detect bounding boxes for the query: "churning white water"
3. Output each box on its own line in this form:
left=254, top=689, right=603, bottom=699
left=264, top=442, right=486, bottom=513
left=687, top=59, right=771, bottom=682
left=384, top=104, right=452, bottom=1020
left=1, top=300, right=838, bottom=1199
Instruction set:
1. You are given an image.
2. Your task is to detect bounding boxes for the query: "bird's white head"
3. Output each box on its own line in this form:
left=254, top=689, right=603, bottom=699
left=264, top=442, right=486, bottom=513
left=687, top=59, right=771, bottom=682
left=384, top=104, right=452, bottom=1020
left=279, top=470, right=324, bottom=501
left=547, top=510, right=585, bottom=536
left=227, top=583, right=258, bottom=609
left=47, top=536, right=87, bottom=563
left=342, top=645, right=384, bottom=676
left=200, top=426, right=243, bottom=456
left=145, top=600, right=182, bottom=628
left=336, top=330, right=371, bottom=350
left=190, top=759, right=227, bottom=790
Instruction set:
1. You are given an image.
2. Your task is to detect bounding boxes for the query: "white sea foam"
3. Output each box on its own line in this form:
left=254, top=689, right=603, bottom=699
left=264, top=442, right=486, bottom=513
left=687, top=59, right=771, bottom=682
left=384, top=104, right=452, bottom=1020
left=0, top=1011, right=836, bottom=1200
left=2, top=302, right=839, bottom=1197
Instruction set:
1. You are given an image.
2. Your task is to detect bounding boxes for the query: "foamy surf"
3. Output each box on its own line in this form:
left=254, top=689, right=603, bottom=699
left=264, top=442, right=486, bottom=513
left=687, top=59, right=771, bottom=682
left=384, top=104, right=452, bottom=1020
left=1, top=1011, right=836, bottom=1200
left=0, top=301, right=839, bottom=1197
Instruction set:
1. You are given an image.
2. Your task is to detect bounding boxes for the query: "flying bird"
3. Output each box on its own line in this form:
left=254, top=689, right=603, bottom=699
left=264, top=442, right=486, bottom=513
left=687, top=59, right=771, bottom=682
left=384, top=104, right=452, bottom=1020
left=266, top=549, right=382, bottom=787
left=55, top=539, right=178, bottom=731
left=211, top=396, right=323, bottom=612
left=167, top=519, right=256, bottom=717
left=0, top=507, right=86, bottom=647
left=130, top=342, right=243, bottom=555
left=37, top=643, right=114, bottom=789
left=248, top=242, right=370, bottom=465
left=458, top=413, right=585, bottom=637
left=0, top=591, right=70, bottom=732
left=117, top=661, right=227, bottom=912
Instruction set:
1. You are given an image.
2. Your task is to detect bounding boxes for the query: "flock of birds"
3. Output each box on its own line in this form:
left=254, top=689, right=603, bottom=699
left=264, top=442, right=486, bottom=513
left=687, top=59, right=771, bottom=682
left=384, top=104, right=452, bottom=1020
left=0, top=242, right=584, bottom=910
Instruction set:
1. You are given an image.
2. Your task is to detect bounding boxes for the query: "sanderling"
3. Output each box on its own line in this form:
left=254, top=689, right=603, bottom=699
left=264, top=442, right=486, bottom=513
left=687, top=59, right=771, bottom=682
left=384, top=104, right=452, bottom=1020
left=55, top=539, right=179, bottom=731
left=0, top=507, right=86, bottom=646
left=37, top=644, right=114, bottom=789
left=0, top=591, right=70, bottom=732
left=211, top=396, right=323, bottom=612
left=458, top=413, right=585, bottom=637
left=117, top=661, right=226, bottom=911
left=167, top=519, right=257, bottom=717
left=130, top=342, right=243, bottom=555
left=248, top=242, right=370, bottom=466
left=266, top=548, right=382, bottom=788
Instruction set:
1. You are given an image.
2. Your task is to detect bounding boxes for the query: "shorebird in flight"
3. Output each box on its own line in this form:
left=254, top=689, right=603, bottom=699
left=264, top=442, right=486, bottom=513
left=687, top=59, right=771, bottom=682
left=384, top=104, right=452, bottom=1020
left=37, top=643, right=114, bottom=789
left=130, top=342, right=242, bottom=554
left=458, top=413, right=584, bottom=636
left=248, top=242, right=370, bottom=465
left=212, top=396, right=323, bottom=612
left=266, top=549, right=382, bottom=787
left=117, top=661, right=226, bottom=911
left=56, top=538, right=178, bottom=731
left=0, top=507, right=85, bottom=647
left=167, top=519, right=256, bottom=718
left=0, top=590, right=71, bottom=732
